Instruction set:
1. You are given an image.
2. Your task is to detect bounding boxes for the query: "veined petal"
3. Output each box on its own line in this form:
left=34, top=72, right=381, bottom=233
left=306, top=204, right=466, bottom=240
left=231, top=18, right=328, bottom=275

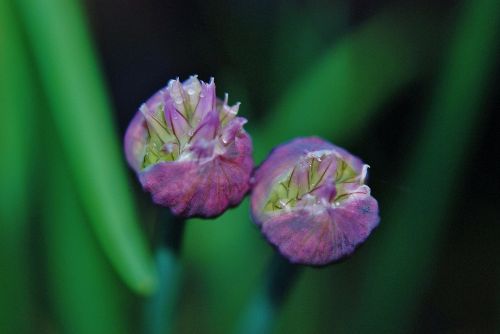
left=140, top=103, right=171, bottom=143
left=192, top=78, right=216, bottom=127
left=182, top=75, right=202, bottom=112
left=190, top=110, right=220, bottom=144
left=219, top=94, right=240, bottom=126
left=124, top=111, right=148, bottom=172
left=167, top=78, right=188, bottom=117
left=220, top=117, right=247, bottom=145
left=163, top=97, right=190, bottom=148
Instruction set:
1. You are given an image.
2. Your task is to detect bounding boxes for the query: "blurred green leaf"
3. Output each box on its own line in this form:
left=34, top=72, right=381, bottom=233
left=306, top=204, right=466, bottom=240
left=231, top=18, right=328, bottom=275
left=269, top=1, right=348, bottom=91
left=15, top=0, right=157, bottom=294
left=0, top=1, right=34, bottom=332
left=346, top=0, right=500, bottom=332
left=43, top=145, right=132, bottom=334
left=140, top=212, right=185, bottom=334
left=255, top=4, right=442, bottom=162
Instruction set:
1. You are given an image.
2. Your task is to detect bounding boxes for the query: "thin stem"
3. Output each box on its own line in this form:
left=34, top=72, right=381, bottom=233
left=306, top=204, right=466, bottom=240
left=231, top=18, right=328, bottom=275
left=144, top=211, right=186, bottom=334
left=236, top=254, right=301, bottom=334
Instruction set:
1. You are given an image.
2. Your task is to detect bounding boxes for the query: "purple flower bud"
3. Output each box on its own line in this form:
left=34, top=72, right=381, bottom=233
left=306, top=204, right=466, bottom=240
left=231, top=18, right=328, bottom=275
left=125, top=76, right=253, bottom=218
left=251, top=137, right=379, bottom=266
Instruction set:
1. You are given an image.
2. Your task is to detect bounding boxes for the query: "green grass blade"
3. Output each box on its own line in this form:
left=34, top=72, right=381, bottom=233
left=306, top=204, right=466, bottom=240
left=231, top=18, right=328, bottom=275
left=15, top=0, right=157, bottom=294
left=255, top=4, right=442, bottom=162
left=349, top=0, right=500, bottom=332
left=43, top=146, right=132, bottom=334
left=0, top=1, right=35, bottom=332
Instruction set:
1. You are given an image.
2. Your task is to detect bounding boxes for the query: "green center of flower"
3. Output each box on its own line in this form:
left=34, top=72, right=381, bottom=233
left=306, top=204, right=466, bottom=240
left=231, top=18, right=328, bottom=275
left=263, top=151, right=367, bottom=213
left=140, top=77, right=240, bottom=169
left=143, top=104, right=178, bottom=165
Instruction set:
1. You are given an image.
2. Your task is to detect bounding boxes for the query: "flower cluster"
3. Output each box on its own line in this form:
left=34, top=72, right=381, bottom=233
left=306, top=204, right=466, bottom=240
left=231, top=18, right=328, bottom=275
left=125, top=77, right=379, bottom=265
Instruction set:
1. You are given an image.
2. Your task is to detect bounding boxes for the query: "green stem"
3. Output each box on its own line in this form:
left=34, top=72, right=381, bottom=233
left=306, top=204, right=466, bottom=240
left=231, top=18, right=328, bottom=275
left=236, top=254, right=301, bottom=334
left=144, top=212, right=186, bottom=334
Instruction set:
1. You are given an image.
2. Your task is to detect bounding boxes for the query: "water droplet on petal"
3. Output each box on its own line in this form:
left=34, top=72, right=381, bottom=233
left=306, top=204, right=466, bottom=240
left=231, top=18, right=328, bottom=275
left=163, top=143, right=174, bottom=153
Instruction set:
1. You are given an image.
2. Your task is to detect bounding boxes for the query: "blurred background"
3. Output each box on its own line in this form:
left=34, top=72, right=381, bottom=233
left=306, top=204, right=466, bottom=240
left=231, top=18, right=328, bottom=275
left=1, top=0, right=499, bottom=333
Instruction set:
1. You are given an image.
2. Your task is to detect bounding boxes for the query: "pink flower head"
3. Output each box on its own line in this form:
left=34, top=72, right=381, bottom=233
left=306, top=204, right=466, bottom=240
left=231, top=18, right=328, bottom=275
left=125, top=76, right=253, bottom=218
left=251, top=137, right=379, bottom=265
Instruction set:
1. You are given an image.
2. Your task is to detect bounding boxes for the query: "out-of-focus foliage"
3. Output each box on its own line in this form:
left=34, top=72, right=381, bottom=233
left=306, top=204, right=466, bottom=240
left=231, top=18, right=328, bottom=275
left=0, top=0, right=498, bottom=333
left=15, top=0, right=157, bottom=294
left=43, top=143, right=132, bottom=334
left=0, top=1, right=34, bottom=333
left=256, top=4, right=442, bottom=161
left=347, top=0, right=500, bottom=332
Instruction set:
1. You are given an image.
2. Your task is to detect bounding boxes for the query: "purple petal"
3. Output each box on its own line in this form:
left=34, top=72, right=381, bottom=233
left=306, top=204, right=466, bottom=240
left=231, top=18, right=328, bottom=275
left=261, top=210, right=335, bottom=265
left=190, top=110, right=220, bottom=144
left=167, top=78, right=188, bottom=116
left=163, top=97, right=190, bottom=146
left=220, top=117, right=247, bottom=145
left=258, top=190, right=379, bottom=265
left=182, top=76, right=202, bottom=112
left=192, top=79, right=216, bottom=127
left=124, top=111, right=148, bottom=173
left=330, top=186, right=379, bottom=244
left=219, top=94, right=240, bottom=125
left=139, top=130, right=253, bottom=217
